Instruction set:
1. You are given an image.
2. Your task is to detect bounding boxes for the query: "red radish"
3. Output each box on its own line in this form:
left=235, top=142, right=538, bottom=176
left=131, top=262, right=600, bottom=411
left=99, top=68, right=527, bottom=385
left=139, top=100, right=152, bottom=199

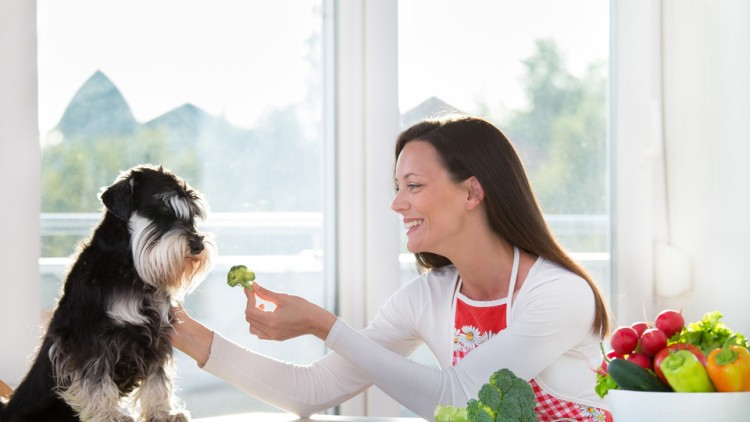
left=654, top=309, right=685, bottom=338
left=610, top=326, right=639, bottom=356
left=639, top=328, right=668, bottom=356
left=627, top=352, right=653, bottom=370
left=630, top=321, right=650, bottom=338
left=598, top=350, right=622, bottom=375
left=653, top=343, right=706, bottom=383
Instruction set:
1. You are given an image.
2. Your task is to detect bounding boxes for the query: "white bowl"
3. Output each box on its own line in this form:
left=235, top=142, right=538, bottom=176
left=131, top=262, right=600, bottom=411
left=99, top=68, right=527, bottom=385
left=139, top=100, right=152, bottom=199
left=606, top=389, right=750, bottom=422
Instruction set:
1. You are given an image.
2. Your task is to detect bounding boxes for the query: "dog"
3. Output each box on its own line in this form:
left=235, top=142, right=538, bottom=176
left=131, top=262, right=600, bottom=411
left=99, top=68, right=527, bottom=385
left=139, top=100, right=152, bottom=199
left=0, top=165, right=215, bottom=422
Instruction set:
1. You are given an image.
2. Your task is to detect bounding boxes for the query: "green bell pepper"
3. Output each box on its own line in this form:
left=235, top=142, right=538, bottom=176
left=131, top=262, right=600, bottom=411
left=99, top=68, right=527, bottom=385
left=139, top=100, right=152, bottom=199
left=660, top=349, right=716, bottom=392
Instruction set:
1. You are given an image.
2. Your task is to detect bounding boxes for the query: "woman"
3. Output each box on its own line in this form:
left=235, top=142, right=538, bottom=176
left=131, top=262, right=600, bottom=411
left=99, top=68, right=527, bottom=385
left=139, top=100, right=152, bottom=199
left=173, top=115, right=613, bottom=421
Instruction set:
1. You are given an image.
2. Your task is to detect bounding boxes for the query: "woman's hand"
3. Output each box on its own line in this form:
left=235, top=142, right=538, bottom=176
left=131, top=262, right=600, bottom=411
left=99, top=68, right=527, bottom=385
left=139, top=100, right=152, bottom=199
left=170, top=302, right=214, bottom=366
left=245, top=283, right=337, bottom=341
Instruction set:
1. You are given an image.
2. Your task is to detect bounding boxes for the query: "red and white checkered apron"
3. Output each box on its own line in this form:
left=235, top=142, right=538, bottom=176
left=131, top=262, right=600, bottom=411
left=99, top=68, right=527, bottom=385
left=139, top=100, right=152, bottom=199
left=452, top=295, right=612, bottom=422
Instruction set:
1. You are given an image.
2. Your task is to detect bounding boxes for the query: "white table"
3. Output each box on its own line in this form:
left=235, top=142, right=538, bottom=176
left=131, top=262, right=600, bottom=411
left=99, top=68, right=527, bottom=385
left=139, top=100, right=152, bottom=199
left=195, top=413, right=424, bottom=422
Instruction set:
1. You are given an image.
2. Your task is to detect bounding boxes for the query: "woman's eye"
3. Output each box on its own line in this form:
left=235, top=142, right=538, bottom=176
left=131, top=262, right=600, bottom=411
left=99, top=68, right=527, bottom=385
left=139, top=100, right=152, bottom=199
left=408, top=183, right=421, bottom=190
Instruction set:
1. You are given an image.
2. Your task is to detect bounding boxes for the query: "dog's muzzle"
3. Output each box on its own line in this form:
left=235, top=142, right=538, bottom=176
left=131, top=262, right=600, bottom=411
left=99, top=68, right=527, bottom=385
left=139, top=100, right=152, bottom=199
left=189, top=235, right=205, bottom=255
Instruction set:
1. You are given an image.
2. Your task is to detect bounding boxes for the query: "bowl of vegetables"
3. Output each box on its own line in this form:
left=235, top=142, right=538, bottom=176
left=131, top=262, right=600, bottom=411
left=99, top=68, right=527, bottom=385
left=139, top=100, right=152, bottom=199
left=598, top=311, right=750, bottom=422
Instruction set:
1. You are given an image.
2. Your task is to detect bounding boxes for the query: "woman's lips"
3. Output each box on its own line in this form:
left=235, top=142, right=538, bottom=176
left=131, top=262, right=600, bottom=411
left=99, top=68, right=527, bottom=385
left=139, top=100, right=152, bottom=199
left=404, top=219, right=423, bottom=235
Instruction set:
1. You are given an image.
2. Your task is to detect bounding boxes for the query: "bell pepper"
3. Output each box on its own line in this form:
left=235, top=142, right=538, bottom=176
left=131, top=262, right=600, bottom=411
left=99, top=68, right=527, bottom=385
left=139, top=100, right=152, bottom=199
left=705, top=340, right=750, bottom=392
left=660, top=349, right=716, bottom=392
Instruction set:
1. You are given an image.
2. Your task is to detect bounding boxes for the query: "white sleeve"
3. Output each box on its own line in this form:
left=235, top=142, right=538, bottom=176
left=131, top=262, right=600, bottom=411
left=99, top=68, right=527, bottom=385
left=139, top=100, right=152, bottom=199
left=324, top=275, right=596, bottom=419
left=200, top=287, right=426, bottom=417
left=202, top=333, right=369, bottom=417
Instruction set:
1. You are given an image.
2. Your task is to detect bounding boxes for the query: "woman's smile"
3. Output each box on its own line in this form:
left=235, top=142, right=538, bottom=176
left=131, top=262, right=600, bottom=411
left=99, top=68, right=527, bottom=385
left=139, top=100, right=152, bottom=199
left=403, top=218, right=423, bottom=235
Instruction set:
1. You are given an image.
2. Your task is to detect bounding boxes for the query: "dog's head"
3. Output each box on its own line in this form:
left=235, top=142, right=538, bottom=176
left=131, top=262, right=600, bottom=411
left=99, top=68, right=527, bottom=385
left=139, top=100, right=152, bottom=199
left=100, top=164, right=215, bottom=298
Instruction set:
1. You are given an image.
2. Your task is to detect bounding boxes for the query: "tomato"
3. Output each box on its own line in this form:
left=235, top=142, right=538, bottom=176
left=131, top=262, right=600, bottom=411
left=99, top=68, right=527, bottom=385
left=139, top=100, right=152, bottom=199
left=653, top=343, right=706, bottom=384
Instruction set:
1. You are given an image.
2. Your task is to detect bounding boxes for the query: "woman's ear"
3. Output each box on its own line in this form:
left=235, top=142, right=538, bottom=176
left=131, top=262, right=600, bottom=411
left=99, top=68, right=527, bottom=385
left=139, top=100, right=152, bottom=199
left=464, top=176, right=484, bottom=210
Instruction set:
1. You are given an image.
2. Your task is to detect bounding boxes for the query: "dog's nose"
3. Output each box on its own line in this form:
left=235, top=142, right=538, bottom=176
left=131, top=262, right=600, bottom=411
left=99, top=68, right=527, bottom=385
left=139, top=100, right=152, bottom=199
left=189, top=236, right=205, bottom=255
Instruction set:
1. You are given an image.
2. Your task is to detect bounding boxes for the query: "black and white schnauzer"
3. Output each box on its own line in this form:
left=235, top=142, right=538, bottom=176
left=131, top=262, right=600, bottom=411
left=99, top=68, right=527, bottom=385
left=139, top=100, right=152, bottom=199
left=0, top=165, right=214, bottom=422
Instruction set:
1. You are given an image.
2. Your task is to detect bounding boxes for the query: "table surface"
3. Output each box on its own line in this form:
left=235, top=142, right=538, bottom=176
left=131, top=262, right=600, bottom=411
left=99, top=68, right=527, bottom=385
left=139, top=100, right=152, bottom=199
left=195, top=412, right=424, bottom=422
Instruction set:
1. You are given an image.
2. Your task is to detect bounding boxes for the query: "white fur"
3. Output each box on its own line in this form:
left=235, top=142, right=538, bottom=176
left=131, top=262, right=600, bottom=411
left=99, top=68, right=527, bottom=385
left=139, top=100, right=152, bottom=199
left=161, top=193, right=193, bottom=221
left=128, top=212, right=214, bottom=298
left=107, top=295, right=148, bottom=326
left=53, top=351, right=134, bottom=422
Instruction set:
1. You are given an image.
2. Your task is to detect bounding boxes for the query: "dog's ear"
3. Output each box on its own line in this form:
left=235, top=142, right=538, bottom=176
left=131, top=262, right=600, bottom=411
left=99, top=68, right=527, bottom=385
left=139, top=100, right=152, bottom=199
left=100, top=176, right=134, bottom=221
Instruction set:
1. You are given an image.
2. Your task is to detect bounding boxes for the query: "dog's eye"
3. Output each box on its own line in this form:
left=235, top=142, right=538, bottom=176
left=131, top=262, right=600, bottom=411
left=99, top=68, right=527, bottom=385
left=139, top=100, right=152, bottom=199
left=160, top=206, right=171, bottom=215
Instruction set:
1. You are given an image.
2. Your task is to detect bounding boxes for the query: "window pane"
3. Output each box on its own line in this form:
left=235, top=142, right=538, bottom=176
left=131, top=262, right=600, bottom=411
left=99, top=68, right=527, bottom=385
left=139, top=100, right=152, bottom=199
left=37, top=0, right=332, bottom=417
left=398, top=0, right=611, bottom=288
left=398, top=0, right=611, bottom=415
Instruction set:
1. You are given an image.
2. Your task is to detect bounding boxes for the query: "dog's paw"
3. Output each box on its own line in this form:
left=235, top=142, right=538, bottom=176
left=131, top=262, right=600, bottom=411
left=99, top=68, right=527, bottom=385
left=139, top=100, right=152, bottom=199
left=111, top=416, right=137, bottom=422
left=145, top=412, right=190, bottom=422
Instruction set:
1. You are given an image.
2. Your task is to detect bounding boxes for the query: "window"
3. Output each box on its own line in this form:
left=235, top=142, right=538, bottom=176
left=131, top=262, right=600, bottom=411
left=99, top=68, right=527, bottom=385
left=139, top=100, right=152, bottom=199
left=37, top=0, right=333, bottom=417
left=398, top=0, right=612, bottom=292
left=35, top=0, right=611, bottom=418
left=397, top=0, right=611, bottom=415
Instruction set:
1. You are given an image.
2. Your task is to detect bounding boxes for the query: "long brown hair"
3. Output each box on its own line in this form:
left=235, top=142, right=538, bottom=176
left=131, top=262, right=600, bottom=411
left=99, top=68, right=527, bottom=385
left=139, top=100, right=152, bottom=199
left=395, top=115, right=611, bottom=338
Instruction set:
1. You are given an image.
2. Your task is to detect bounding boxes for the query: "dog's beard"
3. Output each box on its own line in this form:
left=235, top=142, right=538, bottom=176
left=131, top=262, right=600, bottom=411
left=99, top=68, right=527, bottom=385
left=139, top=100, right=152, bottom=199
left=129, top=213, right=214, bottom=298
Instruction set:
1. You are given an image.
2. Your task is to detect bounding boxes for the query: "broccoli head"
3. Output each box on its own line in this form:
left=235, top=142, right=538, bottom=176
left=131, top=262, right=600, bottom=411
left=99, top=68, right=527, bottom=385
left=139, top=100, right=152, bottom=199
left=434, top=368, right=537, bottom=422
left=488, top=368, right=537, bottom=421
left=227, top=265, right=255, bottom=289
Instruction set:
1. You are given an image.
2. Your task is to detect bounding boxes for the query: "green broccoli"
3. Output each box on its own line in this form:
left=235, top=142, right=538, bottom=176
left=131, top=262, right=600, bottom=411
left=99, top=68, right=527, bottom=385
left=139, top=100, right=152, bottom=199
left=489, top=368, right=537, bottom=422
left=227, top=265, right=255, bottom=289
left=434, top=368, right=537, bottom=422
left=466, top=400, right=496, bottom=422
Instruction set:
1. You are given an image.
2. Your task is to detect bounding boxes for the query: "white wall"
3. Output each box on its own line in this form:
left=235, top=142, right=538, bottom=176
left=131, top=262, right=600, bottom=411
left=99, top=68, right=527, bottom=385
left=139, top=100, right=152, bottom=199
left=615, top=0, right=750, bottom=335
left=657, top=0, right=750, bottom=334
left=0, top=0, right=42, bottom=386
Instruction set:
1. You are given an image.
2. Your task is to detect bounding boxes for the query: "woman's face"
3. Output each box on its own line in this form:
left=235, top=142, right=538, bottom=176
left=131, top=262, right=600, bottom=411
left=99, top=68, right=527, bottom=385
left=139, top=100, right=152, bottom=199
left=391, top=140, right=470, bottom=255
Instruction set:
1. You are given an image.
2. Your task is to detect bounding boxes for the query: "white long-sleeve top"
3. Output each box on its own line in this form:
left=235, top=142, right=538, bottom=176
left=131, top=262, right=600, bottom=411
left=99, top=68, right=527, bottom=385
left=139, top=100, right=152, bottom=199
left=202, top=257, right=608, bottom=419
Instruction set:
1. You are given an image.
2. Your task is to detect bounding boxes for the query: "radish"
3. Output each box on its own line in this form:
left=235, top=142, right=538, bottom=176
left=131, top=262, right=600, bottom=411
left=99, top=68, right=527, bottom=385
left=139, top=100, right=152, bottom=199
left=610, top=326, right=639, bottom=356
left=630, top=321, right=650, bottom=338
left=639, top=328, right=668, bottom=356
left=626, top=352, right=653, bottom=370
left=655, top=309, right=685, bottom=338
left=598, top=349, right=622, bottom=375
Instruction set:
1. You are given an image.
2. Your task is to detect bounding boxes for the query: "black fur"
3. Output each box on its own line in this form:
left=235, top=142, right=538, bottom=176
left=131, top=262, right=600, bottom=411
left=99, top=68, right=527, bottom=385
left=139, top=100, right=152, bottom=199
left=1, top=165, right=213, bottom=422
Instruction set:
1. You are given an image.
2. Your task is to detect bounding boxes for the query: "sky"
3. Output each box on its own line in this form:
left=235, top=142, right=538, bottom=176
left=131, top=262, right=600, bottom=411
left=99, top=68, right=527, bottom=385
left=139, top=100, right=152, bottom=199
left=36, top=0, right=609, bottom=135
left=398, top=0, right=610, bottom=117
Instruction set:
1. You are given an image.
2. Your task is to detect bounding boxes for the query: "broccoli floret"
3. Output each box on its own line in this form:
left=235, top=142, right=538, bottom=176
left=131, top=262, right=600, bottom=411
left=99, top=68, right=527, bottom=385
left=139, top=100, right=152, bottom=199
left=466, top=399, right=496, bottom=422
left=435, top=368, right=537, bottom=422
left=489, top=368, right=537, bottom=422
left=434, top=404, right=468, bottom=422
left=227, top=265, right=255, bottom=289
left=477, top=384, right=502, bottom=412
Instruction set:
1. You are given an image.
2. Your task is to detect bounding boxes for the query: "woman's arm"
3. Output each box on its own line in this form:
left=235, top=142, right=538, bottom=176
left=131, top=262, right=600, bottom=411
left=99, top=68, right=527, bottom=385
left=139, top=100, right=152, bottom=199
left=324, top=275, right=597, bottom=419
left=171, top=284, right=422, bottom=417
left=171, top=304, right=214, bottom=366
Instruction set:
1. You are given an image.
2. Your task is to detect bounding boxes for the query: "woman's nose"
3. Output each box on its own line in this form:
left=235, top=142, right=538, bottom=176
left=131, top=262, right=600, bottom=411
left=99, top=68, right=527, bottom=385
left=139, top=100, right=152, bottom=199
left=391, top=191, right=405, bottom=212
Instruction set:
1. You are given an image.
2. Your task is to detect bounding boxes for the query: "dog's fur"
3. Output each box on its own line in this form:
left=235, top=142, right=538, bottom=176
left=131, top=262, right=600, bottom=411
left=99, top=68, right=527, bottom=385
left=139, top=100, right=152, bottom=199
left=0, top=165, right=214, bottom=422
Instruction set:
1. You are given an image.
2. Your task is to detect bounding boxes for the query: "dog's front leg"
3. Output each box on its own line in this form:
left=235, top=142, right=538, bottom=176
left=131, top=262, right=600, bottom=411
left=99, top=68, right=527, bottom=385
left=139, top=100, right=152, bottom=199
left=61, top=375, right=136, bottom=422
left=137, top=365, right=189, bottom=422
